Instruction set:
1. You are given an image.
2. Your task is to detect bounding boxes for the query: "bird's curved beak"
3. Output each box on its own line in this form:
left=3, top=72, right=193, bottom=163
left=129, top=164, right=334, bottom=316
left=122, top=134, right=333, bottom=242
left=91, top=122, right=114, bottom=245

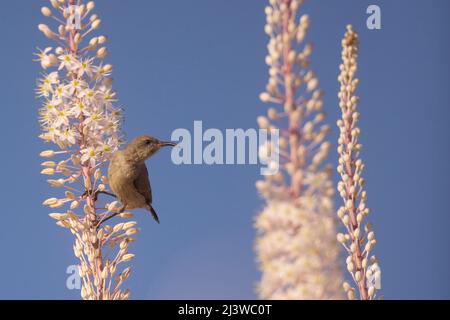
left=159, top=141, right=177, bottom=148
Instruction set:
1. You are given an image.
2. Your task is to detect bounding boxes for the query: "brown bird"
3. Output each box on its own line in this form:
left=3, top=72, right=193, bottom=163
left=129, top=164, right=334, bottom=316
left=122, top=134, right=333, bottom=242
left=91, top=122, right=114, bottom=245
left=107, top=135, right=176, bottom=224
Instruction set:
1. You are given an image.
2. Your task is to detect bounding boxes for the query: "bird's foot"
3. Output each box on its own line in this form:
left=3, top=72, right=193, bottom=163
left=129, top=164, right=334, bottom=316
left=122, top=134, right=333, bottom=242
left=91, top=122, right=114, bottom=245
left=82, top=189, right=117, bottom=202
left=96, top=205, right=125, bottom=229
left=81, top=189, right=97, bottom=201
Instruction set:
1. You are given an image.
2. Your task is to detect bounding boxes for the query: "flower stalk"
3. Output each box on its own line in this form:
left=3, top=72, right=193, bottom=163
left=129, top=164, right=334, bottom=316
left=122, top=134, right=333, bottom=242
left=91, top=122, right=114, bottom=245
left=36, top=0, right=136, bottom=300
left=336, top=25, right=381, bottom=300
left=254, top=0, right=342, bottom=299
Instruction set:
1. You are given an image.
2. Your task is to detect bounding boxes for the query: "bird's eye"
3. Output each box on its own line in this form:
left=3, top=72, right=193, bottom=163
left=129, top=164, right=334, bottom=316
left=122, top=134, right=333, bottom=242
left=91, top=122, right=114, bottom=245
left=145, top=140, right=152, bottom=145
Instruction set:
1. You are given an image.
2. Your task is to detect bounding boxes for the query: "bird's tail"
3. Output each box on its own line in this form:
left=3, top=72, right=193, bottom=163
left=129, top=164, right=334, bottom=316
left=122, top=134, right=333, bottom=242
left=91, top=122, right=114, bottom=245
left=147, top=204, right=160, bottom=224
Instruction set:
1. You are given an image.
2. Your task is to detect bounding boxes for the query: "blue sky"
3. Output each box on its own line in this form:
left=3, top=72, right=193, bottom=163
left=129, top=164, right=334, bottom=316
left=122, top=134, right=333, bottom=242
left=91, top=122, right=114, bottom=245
left=0, top=0, right=449, bottom=299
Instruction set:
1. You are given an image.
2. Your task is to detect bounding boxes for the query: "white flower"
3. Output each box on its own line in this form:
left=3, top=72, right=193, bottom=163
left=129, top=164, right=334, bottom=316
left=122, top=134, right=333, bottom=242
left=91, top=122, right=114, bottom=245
left=36, top=79, right=52, bottom=98
left=69, top=101, right=89, bottom=118
left=66, top=78, right=86, bottom=95
left=36, top=72, right=60, bottom=98
left=45, top=72, right=60, bottom=85
left=58, top=53, right=77, bottom=71
left=59, top=127, right=77, bottom=145
left=98, top=88, right=117, bottom=108
left=77, top=57, right=95, bottom=78
left=77, top=87, right=99, bottom=106
left=34, top=47, right=58, bottom=69
left=80, top=147, right=97, bottom=167
left=84, top=111, right=102, bottom=127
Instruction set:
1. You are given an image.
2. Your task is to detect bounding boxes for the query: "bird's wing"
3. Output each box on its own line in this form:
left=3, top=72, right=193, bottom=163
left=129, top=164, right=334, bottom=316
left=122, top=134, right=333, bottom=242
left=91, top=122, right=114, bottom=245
left=133, top=163, right=152, bottom=204
left=107, top=152, right=121, bottom=194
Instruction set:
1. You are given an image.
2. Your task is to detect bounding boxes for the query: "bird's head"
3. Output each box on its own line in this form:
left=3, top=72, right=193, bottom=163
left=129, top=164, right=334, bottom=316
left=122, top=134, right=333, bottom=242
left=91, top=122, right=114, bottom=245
left=125, top=135, right=176, bottom=163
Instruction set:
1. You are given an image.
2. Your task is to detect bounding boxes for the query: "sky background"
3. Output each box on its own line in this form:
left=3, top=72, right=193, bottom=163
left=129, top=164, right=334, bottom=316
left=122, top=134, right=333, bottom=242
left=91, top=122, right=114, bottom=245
left=0, top=0, right=449, bottom=299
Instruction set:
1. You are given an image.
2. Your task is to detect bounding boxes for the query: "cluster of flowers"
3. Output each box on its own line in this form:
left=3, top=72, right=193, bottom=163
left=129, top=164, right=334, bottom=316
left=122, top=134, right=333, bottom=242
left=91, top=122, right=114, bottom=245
left=36, top=0, right=135, bottom=300
left=254, top=0, right=342, bottom=300
left=36, top=9, right=121, bottom=165
left=336, top=25, right=381, bottom=300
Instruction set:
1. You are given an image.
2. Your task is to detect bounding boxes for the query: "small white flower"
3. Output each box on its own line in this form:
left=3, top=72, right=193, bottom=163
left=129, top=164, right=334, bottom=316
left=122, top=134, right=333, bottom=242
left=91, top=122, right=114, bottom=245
left=100, top=89, right=117, bottom=108
left=59, top=127, right=77, bottom=145
left=66, top=78, right=86, bottom=95
left=52, top=84, right=69, bottom=99
left=34, top=47, right=58, bottom=69
left=69, top=101, right=89, bottom=118
left=58, top=53, right=77, bottom=71
left=45, top=72, right=60, bottom=85
left=36, top=79, right=53, bottom=98
left=77, top=57, right=95, bottom=78
left=53, top=109, right=70, bottom=127
left=80, top=147, right=97, bottom=167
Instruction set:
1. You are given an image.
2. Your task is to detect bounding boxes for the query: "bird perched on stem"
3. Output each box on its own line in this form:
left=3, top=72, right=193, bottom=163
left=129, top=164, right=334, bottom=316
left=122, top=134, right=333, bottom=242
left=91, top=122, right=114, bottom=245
left=104, top=135, right=176, bottom=225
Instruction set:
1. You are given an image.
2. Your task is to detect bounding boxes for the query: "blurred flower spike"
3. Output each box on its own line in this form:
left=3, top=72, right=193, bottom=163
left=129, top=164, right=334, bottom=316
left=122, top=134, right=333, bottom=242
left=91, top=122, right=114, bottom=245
left=254, top=0, right=343, bottom=300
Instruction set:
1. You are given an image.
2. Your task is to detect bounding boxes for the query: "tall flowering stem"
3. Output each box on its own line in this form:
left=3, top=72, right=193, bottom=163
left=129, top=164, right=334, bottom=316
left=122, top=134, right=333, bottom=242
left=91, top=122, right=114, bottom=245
left=36, top=0, right=137, bottom=300
left=336, top=26, right=381, bottom=300
left=254, top=0, right=342, bottom=299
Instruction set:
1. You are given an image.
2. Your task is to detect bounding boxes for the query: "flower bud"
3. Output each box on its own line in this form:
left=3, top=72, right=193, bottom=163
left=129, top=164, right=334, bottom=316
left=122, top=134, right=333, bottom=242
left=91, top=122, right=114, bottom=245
left=119, top=212, right=134, bottom=219
left=103, top=64, right=113, bottom=73
left=87, top=1, right=96, bottom=11
left=81, top=286, right=88, bottom=300
left=98, top=35, right=108, bottom=44
left=41, top=161, right=56, bottom=168
left=121, top=254, right=135, bottom=262
left=74, top=33, right=81, bottom=45
left=65, top=191, right=76, bottom=200
left=43, top=198, right=58, bottom=206
left=40, top=150, right=56, bottom=157
left=91, top=19, right=101, bottom=30
left=107, top=201, right=119, bottom=213
left=342, top=215, right=350, bottom=225
left=259, top=92, right=271, bottom=103
left=89, top=37, right=98, bottom=48
left=70, top=201, right=80, bottom=210
left=337, top=233, right=346, bottom=243
left=347, top=261, right=354, bottom=273
left=113, top=223, right=124, bottom=233
left=102, top=267, right=108, bottom=279
left=96, top=47, right=108, bottom=59
left=55, top=47, right=64, bottom=55
left=257, top=116, right=270, bottom=129
left=126, top=228, right=139, bottom=236
left=41, top=7, right=52, bottom=17
left=50, top=200, right=65, bottom=209
left=38, top=24, right=55, bottom=39
left=123, top=222, right=137, bottom=230
left=49, top=213, right=65, bottom=220
left=50, top=0, right=60, bottom=9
